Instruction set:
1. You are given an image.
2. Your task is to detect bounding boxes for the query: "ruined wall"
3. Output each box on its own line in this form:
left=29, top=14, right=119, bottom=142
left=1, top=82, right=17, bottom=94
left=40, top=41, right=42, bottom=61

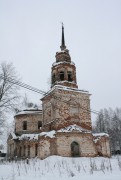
left=15, top=113, right=42, bottom=135
left=56, top=132, right=97, bottom=157
left=94, top=136, right=111, bottom=157
left=7, top=139, right=15, bottom=158
left=42, top=87, right=92, bottom=131
left=8, top=139, right=39, bottom=158
left=39, top=138, right=51, bottom=159
left=38, top=132, right=98, bottom=159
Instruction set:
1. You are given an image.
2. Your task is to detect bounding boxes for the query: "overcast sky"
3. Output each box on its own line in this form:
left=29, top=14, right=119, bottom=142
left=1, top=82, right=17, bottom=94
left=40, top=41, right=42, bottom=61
left=0, top=0, right=121, bottom=120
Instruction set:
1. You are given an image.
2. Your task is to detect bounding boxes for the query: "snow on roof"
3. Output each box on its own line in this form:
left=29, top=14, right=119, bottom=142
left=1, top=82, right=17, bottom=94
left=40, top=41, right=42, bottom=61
left=52, top=61, right=75, bottom=67
left=57, top=124, right=91, bottom=133
left=19, top=134, right=39, bottom=140
left=54, top=85, right=89, bottom=93
left=15, top=108, right=42, bottom=116
left=55, top=80, right=76, bottom=85
left=93, top=133, right=109, bottom=143
left=11, top=130, right=56, bottom=141
left=39, top=130, right=56, bottom=138
left=42, top=85, right=89, bottom=99
left=10, top=124, right=93, bottom=141
left=23, top=107, right=42, bottom=111
left=11, top=132, right=17, bottom=139
left=93, top=133, right=109, bottom=137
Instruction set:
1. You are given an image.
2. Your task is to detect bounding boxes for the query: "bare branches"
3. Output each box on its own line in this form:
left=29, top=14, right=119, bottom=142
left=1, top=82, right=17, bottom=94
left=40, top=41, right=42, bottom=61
left=0, top=61, right=20, bottom=135
left=93, top=108, right=121, bottom=155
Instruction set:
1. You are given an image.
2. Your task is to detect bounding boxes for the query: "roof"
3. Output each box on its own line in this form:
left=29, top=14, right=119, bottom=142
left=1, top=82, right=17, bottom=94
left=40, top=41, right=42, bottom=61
left=93, top=133, right=109, bottom=137
left=14, top=108, right=42, bottom=117
left=9, top=124, right=91, bottom=141
left=57, top=124, right=91, bottom=133
left=41, top=85, right=90, bottom=100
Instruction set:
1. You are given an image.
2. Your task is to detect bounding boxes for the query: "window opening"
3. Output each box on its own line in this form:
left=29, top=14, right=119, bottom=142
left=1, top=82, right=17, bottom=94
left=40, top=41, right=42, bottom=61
left=52, top=73, right=56, bottom=84
left=23, top=121, right=27, bottom=130
left=59, top=71, right=64, bottom=81
left=24, top=145, right=26, bottom=156
left=71, top=141, right=80, bottom=157
left=38, top=121, right=42, bottom=129
left=68, top=71, right=73, bottom=82
left=35, top=144, right=38, bottom=156
left=28, top=145, right=30, bottom=157
left=19, top=146, right=22, bottom=157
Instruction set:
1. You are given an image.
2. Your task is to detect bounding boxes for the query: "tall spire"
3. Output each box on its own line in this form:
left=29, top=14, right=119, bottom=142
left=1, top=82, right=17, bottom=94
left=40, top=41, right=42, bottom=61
left=60, top=23, right=66, bottom=51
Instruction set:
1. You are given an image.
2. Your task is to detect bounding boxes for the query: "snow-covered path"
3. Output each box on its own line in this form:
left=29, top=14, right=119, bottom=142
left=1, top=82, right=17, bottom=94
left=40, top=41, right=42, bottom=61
left=0, top=156, right=121, bottom=180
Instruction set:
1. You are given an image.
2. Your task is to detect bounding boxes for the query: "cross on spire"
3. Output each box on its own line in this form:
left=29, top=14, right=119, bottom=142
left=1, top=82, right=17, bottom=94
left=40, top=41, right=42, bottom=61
left=60, top=23, right=66, bottom=51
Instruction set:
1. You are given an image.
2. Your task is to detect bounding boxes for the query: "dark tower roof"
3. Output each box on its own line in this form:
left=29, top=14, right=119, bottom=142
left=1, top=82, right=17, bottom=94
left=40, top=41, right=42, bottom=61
left=60, top=23, right=66, bottom=51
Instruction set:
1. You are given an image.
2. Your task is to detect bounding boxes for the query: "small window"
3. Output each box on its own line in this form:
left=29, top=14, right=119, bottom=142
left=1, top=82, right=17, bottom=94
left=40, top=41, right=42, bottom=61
left=23, top=145, right=26, bottom=156
left=23, top=121, right=27, bottom=130
left=38, top=121, right=42, bottom=129
left=59, top=71, right=64, bottom=81
left=68, top=71, right=72, bottom=82
left=19, top=146, right=22, bottom=157
left=35, top=144, right=38, bottom=156
left=52, top=73, right=56, bottom=84
left=28, top=145, right=30, bottom=157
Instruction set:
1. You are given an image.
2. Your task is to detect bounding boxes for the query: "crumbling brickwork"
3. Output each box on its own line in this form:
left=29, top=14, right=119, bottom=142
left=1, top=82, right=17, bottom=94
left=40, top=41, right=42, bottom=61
left=56, top=133, right=97, bottom=157
left=42, top=86, right=92, bottom=131
left=15, top=110, right=42, bottom=135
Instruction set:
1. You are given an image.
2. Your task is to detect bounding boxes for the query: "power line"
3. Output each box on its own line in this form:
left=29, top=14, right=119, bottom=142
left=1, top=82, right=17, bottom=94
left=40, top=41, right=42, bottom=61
left=0, top=75, right=46, bottom=95
left=0, top=74, right=99, bottom=115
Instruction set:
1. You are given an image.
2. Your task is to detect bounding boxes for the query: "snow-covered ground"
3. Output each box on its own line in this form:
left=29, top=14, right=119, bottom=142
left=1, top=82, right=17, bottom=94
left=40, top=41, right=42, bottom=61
left=0, top=156, right=121, bottom=180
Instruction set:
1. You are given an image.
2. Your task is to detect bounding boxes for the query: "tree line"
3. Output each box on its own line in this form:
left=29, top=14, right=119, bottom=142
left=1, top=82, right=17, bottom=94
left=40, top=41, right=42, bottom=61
left=93, top=108, right=121, bottom=154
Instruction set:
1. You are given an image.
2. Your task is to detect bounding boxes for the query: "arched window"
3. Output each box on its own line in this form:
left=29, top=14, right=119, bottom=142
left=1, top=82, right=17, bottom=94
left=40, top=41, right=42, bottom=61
left=52, top=73, right=56, bottom=84
left=68, top=71, right=72, bottom=82
left=35, top=144, right=38, bottom=156
left=38, top=121, right=42, bottom=129
left=71, top=141, right=80, bottom=157
left=28, top=145, right=30, bottom=157
left=23, top=145, right=26, bottom=156
left=23, top=121, right=27, bottom=130
left=59, top=71, right=64, bottom=81
left=19, top=146, right=22, bottom=157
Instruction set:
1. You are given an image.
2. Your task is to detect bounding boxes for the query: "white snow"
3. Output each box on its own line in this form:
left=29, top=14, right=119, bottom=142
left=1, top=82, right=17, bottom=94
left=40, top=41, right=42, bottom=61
left=54, top=85, right=89, bottom=93
left=15, top=109, right=42, bottom=116
left=11, top=124, right=91, bottom=141
left=93, top=133, right=109, bottom=143
left=52, top=61, right=75, bottom=67
left=19, top=134, right=39, bottom=140
left=40, top=130, right=56, bottom=138
left=55, top=80, right=76, bottom=84
left=11, top=130, right=56, bottom=141
left=93, top=133, right=109, bottom=137
left=43, top=85, right=89, bottom=98
left=0, top=156, right=121, bottom=180
left=11, top=132, right=17, bottom=139
left=58, top=124, right=91, bottom=133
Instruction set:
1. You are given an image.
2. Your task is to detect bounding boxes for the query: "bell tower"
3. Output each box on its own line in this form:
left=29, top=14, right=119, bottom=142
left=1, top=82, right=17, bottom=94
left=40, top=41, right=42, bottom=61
left=51, top=24, right=78, bottom=88
left=41, top=25, right=92, bottom=132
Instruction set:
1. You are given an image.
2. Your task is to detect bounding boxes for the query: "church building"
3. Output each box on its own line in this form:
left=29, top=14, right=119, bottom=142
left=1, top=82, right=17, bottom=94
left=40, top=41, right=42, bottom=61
left=7, top=26, right=111, bottom=159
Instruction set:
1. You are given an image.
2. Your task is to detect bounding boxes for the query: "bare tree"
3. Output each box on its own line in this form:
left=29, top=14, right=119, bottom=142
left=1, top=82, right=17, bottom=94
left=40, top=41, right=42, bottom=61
left=93, top=108, right=121, bottom=155
left=0, top=62, right=20, bottom=135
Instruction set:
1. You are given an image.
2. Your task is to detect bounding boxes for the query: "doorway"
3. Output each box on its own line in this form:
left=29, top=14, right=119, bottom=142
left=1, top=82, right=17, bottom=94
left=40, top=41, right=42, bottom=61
left=71, top=141, right=80, bottom=157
